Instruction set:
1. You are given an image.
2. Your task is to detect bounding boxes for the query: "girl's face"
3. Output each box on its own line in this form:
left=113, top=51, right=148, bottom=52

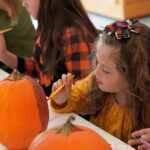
left=22, top=0, right=40, bottom=19
left=94, top=40, right=128, bottom=94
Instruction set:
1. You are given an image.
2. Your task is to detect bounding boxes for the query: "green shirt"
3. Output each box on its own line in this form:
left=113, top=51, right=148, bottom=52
left=0, top=2, right=35, bottom=57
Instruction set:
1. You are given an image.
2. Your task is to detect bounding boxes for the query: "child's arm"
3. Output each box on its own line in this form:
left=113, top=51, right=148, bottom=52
left=50, top=72, right=94, bottom=113
left=51, top=73, right=73, bottom=106
left=0, top=33, right=18, bottom=69
left=128, top=128, right=150, bottom=150
left=0, top=33, right=37, bottom=77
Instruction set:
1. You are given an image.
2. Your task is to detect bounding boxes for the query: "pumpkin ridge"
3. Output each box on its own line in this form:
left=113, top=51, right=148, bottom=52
left=6, top=79, right=42, bottom=148
left=24, top=76, right=49, bottom=131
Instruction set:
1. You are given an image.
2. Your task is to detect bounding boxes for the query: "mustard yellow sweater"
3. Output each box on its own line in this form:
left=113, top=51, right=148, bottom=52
left=51, top=72, right=132, bottom=143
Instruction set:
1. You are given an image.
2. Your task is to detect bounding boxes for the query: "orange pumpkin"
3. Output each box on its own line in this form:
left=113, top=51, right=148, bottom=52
left=0, top=70, right=49, bottom=150
left=28, top=116, right=112, bottom=150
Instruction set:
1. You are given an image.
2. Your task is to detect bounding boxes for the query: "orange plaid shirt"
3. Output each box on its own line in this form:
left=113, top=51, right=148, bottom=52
left=17, top=27, right=97, bottom=96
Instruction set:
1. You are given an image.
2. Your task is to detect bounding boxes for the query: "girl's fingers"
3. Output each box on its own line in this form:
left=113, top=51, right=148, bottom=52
left=142, top=134, right=150, bottom=143
left=66, top=73, right=72, bottom=82
left=62, top=74, right=67, bottom=84
left=52, top=73, right=73, bottom=92
left=52, top=80, right=62, bottom=91
left=52, top=82, right=58, bottom=92
left=62, top=73, right=72, bottom=84
left=57, top=79, right=63, bottom=87
left=138, top=144, right=147, bottom=150
left=128, top=138, right=142, bottom=146
left=132, top=128, right=150, bottom=137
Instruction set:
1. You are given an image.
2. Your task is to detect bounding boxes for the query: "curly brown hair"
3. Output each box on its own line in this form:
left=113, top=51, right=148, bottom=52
left=81, top=22, right=150, bottom=131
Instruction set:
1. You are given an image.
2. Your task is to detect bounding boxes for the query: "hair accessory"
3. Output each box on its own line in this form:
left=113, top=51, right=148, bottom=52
left=104, top=19, right=140, bottom=40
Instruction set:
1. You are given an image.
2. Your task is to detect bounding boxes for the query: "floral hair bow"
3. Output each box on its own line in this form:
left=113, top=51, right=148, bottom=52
left=104, top=19, right=140, bottom=40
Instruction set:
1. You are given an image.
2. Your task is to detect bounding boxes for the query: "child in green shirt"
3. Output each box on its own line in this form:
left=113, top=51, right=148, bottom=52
left=0, top=0, right=35, bottom=72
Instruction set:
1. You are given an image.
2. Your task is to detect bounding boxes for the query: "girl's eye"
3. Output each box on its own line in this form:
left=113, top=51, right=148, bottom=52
left=102, top=68, right=110, bottom=74
left=103, top=70, right=110, bottom=74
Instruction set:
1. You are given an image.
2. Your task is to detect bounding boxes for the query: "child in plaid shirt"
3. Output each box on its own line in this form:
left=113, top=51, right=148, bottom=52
left=0, top=0, right=98, bottom=96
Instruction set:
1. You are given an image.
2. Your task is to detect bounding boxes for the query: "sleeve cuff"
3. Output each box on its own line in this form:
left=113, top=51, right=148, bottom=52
left=17, top=56, right=25, bottom=73
left=51, top=98, right=67, bottom=110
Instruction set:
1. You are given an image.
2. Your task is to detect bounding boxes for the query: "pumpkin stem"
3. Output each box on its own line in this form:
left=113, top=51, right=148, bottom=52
left=55, top=116, right=82, bottom=136
left=6, top=69, right=22, bottom=81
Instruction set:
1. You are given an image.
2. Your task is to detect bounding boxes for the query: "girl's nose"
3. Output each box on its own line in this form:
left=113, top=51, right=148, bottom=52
left=94, top=65, right=102, bottom=79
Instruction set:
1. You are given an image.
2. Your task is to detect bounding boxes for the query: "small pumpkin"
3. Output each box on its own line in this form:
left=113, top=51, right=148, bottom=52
left=28, top=116, right=112, bottom=150
left=0, top=70, right=49, bottom=150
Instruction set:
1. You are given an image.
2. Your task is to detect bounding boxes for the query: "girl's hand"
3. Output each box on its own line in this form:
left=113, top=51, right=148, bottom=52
left=128, top=128, right=150, bottom=150
left=51, top=73, right=73, bottom=106
left=0, top=33, right=7, bottom=61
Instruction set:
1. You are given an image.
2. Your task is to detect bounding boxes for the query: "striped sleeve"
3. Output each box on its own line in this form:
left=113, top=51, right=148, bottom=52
left=17, top=56, right=37, bottom=77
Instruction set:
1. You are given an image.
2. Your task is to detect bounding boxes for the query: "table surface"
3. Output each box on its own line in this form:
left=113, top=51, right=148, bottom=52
left=0, top=69, right=135, bottom=150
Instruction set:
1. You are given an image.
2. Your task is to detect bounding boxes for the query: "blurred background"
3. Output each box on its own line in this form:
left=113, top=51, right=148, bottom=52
left=32, top=0, right=150, bottom=29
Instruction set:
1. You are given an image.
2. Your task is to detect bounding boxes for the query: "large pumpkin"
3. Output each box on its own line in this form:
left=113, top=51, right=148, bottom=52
left=28, top=116, right=112, bottom=150
left=0, top=70, right=49, bottom=150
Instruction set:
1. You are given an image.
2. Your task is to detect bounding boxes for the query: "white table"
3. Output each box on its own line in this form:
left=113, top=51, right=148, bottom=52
left=0, top=69, right=135, bottom=150
left=0, top=69, right=9, bottom=80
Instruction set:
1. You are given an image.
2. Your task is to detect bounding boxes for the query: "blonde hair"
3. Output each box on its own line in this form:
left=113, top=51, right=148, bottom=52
left=0, top=0, right=19, bottom=25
